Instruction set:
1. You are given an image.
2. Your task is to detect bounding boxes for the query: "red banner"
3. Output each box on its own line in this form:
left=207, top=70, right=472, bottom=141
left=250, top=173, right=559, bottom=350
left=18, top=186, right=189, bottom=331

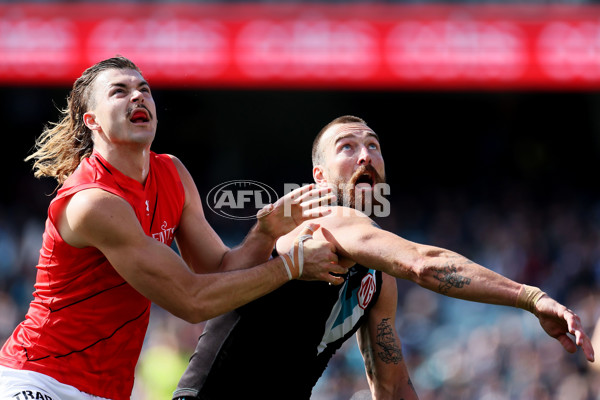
left=1, top=3, right=600, bottom=89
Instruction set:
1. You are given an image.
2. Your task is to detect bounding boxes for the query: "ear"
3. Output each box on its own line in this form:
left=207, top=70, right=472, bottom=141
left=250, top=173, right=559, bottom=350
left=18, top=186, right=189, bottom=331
left=83, top=111, right=100, bottom=131
left=313, top=165, right=328, bottom=186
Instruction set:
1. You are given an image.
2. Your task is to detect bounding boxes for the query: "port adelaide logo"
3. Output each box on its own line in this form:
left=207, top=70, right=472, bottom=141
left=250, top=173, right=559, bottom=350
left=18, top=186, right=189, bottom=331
left=207, top=180, right=279, bottom=220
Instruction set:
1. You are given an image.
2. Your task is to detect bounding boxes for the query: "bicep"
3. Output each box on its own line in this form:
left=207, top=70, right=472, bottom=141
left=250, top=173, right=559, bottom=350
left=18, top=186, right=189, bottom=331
left=320, top=215, right=420, bottom=280
left=63, top=189, right=179, bottom=278
left=62, top=189, right=198, bottom=316
left=358, top=273, right=403, bottom=370
left=358, top=274, right=412, bottom=398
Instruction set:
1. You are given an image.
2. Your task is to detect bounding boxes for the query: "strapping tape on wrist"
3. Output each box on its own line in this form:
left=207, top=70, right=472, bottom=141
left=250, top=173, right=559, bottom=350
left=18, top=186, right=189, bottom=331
left=516, top=284, right=546, bottom=314
left=281, top=234, right=313, bottom=280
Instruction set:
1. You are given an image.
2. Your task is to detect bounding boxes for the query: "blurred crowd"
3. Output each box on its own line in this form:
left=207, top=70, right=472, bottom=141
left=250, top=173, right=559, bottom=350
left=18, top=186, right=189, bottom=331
left=1, top=184, right=599, bottom=399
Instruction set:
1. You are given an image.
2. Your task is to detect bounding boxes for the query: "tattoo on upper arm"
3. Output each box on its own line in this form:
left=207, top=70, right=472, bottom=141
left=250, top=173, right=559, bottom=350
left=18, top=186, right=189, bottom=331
left=375, top=318, right=402, bottom=364
left=432, top=264, right=471, bottom=294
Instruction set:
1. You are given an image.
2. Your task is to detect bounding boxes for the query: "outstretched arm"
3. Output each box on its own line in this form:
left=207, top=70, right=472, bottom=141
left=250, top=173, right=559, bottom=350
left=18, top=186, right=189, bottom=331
left=58, top=188, right=347, bottom=324
left=357, top=273, right=419, bottom=399
left=171, top=156, right=334, bottom=273
left=220, top=183, right=335, bottom=271
left=303, top=208, right=595, bottom=362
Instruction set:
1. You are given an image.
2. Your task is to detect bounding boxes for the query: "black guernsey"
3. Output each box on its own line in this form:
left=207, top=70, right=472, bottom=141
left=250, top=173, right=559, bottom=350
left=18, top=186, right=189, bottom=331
left=173, top=261, right=383, bottom=400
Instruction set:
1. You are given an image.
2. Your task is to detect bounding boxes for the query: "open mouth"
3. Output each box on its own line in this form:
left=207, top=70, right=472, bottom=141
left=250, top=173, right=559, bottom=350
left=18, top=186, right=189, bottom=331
left=354, top=173, right=374, bottom=188
left=129, top=109, right=150, bottom=124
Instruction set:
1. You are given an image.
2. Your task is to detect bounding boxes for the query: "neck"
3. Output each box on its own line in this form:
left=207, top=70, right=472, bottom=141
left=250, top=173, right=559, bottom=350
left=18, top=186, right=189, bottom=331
left=93, top=144, right=152, bottom=184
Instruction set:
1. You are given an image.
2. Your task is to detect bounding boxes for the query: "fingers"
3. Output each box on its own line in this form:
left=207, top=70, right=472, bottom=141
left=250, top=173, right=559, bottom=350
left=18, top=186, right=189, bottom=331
left=302, top=206, right=334, bottom=220
left=298, top=222, right=318, bottom=237
left=300, top=193, right=336, bottom=211
left=299, top=235, right=348, bottom=284
left=300, top=237, right=337, bottom=261
left=328, top=273, right=346, bottom=286
left=557, top=333, right=577, bottom=354
left=296, top=186, right=334, bottom=203
left=569, top=321, right=596, bottom=363
left=564, top=308, right=595, bottom=362
left=583, top=340, right=596, bottom=362
left=315, top=259, right=347, bottom=286
left=284, top=184, right=317, bottom=202
left=289, top=186, right=335, bottom=210
left=256, top=203, right=274, bottom=219
left=297, top=188, right=336, bottom=222
left=322, top=261, right=346, bottom=285
left=327, top=262, right=346, bottom=275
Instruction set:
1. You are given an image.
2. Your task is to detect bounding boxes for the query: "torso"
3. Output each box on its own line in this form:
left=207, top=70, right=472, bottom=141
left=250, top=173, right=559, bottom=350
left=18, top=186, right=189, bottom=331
left=173, top=254, right=382, bottom=400
left=0, top=151, right=185, bottom=400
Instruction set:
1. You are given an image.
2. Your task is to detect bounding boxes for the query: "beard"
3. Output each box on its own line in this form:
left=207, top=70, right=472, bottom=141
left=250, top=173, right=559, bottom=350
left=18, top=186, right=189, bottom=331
left=331, top=164, right=386, bottom=211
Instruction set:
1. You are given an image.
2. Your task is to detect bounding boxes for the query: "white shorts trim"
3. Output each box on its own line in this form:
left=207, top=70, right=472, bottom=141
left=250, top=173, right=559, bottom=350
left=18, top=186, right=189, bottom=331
left=0, top=366, right=111, bottom=400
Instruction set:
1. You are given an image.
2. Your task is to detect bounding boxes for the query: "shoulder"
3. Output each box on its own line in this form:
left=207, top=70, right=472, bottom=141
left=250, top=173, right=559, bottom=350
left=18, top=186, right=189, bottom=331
left=60, top=188, right=136, bottom=248
left=159, top=154, right=193, bottom=182
left=160, top=153, right=183, bottom=167
left=67, top=188, right=133, bottom=228
left=70, top=186, right=128, bottom=206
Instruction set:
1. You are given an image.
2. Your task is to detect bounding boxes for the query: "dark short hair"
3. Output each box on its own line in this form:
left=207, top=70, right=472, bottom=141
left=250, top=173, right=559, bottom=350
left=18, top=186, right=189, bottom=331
left=311, top=115, right=366, bottom=167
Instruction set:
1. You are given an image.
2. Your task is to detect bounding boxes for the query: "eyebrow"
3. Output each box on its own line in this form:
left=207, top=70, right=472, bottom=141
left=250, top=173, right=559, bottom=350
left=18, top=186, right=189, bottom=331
left=334, top=131, right=380, bottom=145
left=109, top=80, right=150, bottom=90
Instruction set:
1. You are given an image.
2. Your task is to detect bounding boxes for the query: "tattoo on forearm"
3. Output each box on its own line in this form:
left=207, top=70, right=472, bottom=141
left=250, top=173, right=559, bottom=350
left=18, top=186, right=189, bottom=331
left=432, top=265, right=471, bottom=294
left=376, top=318, right=403, bottom=364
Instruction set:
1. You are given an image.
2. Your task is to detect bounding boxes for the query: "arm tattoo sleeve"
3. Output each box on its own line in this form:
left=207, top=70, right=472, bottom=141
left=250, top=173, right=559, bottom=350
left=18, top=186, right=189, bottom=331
left=375, top=318, right=403, bottom=364
left=432, top=264, right=471, bottom=294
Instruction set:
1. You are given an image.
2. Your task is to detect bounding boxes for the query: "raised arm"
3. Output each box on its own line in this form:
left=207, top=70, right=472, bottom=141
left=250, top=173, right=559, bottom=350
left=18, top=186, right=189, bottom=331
left=301, top=207, right=594, bottom=362
left=171, top=156, right=334, bottom=273
left=357, top=273, right=418, bottom=400
left=58, top=189, right=346, bottom=324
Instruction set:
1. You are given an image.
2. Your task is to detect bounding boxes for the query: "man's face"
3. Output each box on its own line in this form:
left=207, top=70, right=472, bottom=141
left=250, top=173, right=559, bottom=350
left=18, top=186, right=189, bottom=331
left=85, top=68, right=157, bottom=148
left=315, top=122, right=386, bottom=209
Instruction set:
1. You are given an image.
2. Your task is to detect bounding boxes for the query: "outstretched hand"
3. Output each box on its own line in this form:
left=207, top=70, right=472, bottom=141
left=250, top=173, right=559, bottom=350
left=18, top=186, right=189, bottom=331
left=535, top=295, right=595, bottom=362
left=256, top=184, right=335, bottom=240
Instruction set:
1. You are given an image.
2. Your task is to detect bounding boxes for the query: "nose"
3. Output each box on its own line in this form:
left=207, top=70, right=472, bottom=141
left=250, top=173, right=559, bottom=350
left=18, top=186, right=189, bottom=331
left=357, top=146, right=371, bottom=165
left=131, top=89, right=144, bottom=103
